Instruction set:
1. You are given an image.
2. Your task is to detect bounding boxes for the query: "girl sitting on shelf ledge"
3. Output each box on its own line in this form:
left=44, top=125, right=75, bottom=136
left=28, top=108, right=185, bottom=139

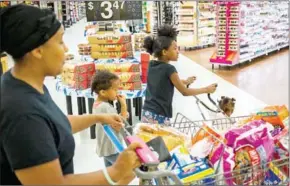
left=142, top=24, right=217, bottom=124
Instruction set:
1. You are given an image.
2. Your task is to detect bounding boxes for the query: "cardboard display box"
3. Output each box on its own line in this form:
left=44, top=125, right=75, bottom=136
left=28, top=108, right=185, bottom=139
left=91, top=43, right=133, bottom=52
left=63, top=62, right=95, bottom=74
left=91, top=51, right=133, bottom=59
left=119, top=82, right=142, bottom=90
left=117, top=72, right=141, bottom=83
left=88, top=33, right=131, bottom=44
left=95, top=63, right=140, bottom=73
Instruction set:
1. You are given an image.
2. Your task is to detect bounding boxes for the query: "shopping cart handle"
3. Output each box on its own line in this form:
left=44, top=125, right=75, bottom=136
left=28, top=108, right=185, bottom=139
left=103, top=125, right=125, bottom=153
left=207, top=93, right=217, bottom=106
left=134, top=168, right=183, bottom=185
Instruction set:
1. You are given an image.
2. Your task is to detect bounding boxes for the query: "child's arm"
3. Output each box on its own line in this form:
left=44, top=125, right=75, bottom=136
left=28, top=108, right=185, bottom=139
left=117, top=95, right=129, bottom=119
left=181, top=76, right=196, bottom=86
left=67, top=114, right=123, bottom=134
left=170, top=72, right=217, bottom=96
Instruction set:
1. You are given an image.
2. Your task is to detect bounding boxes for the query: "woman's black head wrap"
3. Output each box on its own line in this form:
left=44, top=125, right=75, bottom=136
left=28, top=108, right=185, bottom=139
left=0, top=4, right=61, bottom=59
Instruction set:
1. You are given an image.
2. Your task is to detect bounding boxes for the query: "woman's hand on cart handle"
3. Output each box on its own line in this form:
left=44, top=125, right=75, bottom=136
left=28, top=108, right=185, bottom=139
left=112, top=143, right=142, bottom=178
left=100, top=114, right=124, bottom=132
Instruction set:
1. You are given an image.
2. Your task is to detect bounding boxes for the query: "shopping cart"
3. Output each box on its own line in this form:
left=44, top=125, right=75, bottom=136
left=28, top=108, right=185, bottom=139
left=169, top=113, right=289, bottom=185
left=103, top=113, right=289, bottom=185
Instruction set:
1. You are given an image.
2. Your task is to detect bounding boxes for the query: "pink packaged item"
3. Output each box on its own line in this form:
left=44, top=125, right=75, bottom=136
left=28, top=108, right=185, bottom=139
left=223, top=120, right=275, bottom=185
left=126, top=136, right=160, bottom=165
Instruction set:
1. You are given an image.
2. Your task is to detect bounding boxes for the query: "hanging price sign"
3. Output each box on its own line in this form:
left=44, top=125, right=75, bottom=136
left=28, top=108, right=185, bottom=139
left=85, top=1, right=142, bottom=22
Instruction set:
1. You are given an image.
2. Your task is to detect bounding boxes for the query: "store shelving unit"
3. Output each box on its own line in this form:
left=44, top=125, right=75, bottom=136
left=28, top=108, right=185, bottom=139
left=177, top=1, right=197, bottom=48
left=61, top=1, right=71, bottom=28
left=177, top=1, right=216, bottom=49
left=210, top=1, right=289, bottom=68
left=197, top=2, right=216, bottom=46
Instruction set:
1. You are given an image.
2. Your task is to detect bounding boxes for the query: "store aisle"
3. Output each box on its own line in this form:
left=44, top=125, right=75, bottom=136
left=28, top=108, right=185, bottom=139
left=182, top=47, right=289, bottom=106
left=44, top=20, right=267, bottom=181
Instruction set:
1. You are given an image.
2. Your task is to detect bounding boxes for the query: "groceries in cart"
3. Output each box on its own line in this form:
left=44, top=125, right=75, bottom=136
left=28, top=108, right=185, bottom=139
left=131, top=105, right=289, bottom=185
left=103, top=104, right=289, bottom=185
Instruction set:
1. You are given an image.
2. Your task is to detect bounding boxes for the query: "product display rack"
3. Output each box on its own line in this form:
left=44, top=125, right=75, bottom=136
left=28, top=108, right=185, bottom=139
left=61, top=1, right=71, bottom=28
left=177, top=1, right=216, bottom=50
left=210, top=1, right=289, bottom=68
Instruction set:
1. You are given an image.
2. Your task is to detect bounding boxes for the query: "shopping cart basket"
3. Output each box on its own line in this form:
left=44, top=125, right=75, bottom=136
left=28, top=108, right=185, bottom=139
left=103, top=112, right=289, bottom=185
left=169, top=113, right=289, bottom=185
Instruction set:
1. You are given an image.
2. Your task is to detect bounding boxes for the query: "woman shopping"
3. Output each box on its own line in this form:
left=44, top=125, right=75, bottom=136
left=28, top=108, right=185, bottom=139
left=0, top=4, right=140, bottom=185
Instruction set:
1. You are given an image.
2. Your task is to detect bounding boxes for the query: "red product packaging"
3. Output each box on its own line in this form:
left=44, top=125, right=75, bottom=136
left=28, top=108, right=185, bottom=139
left=141, top=52, right=150, bottom=83
left=63, top=62, right=95, bottom=74
left=87, top=72, right=95, bottom=83
left=67, top=73, right=88, bottom=82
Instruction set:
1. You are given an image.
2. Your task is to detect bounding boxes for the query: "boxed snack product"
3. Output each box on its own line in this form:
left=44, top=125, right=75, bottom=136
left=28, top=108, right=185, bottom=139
left=91, top=43, right=133, bottom=52
left=117, top=72, right=141, bottom=83
left=223, top=120, right=275, bottom=185
left=95, top=63, right=140, bottom=73
left=78, top=44, right=92, bottom=55
left=174, top=160, right=215, bottom=185
left=263, top=162, right=288, bottom=185
left=63, top=62, right=95, bottom=74
left=238, top=105, right=289, bottom=137
left=65, top=79, right=89, bottom=90
left=88, top=33, right=131, bottom=44
left=91, top=51, right=134, bottom=59
left=119, top=82, right=141, bottom=90
left=65, top=54, right=74, bottom=61
left=66, top=72, right=88, bottom=82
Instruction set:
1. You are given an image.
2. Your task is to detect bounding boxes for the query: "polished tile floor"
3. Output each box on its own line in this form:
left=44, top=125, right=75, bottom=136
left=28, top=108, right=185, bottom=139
left=182, top=47, right=289, bottom=107
left=42, top=20, right=270, bottom=183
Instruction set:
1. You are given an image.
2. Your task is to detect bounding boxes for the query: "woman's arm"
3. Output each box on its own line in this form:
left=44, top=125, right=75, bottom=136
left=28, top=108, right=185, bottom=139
left=15, top=143, right=141, bottom=185
left=170, top=72, right=216, bottom=96
left=15, top=159, right=121, bottom=185
left=67, top=114, right=123, bottom=134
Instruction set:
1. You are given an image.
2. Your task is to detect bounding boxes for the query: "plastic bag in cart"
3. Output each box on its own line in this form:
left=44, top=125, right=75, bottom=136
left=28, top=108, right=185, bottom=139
left=223, top=120, right=275, bottom=185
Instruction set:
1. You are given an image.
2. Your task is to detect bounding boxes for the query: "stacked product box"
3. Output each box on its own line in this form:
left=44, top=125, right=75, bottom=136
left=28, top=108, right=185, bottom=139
left=134, top=33, right=147, bottom=52
left=95, top=62, right=141, bottom=90
left=88, top=33, right=134, bottom=59
left=62, top=61, right=95, bottom=90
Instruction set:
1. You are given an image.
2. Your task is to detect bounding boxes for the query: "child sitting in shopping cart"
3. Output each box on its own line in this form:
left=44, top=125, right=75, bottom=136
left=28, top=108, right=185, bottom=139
left=91, top=70, right=128, bottom=168
left=142, top=24, right=217, bottom=124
